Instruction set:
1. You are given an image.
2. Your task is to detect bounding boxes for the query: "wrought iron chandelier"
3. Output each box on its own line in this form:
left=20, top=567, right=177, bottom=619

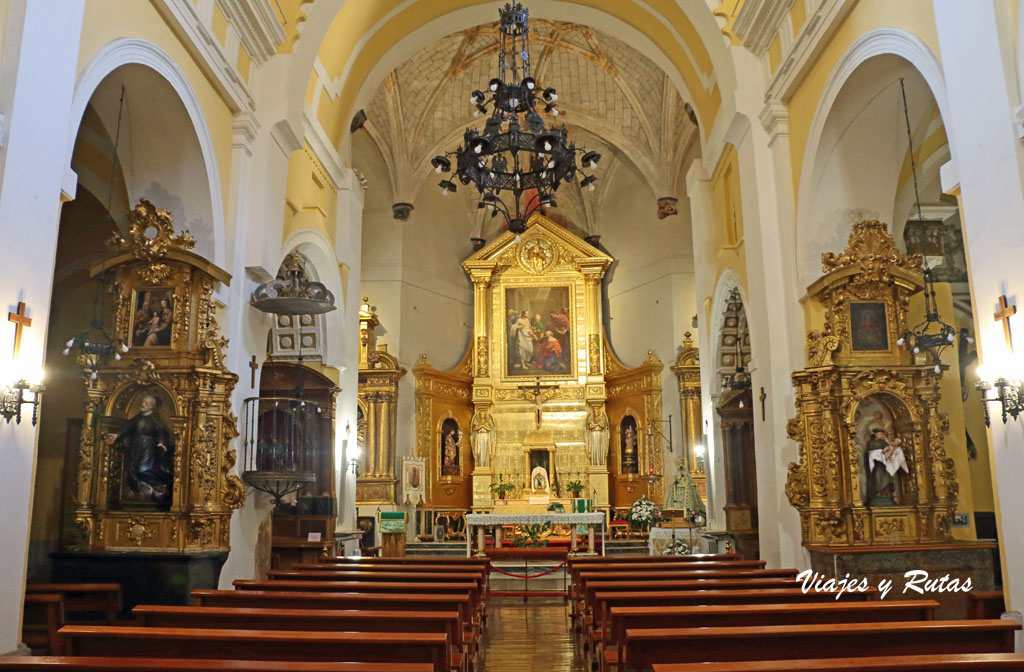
left=894, top=77, right=956, bottom=373
left=62, top=275, right=129, bottom=380
left=431, top=2, right=600, bottom=235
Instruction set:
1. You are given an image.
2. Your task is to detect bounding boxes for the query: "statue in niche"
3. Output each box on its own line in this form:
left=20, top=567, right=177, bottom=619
left=106, top=392, right=175, bottom=508
left=865, top=428, right=908, bottom=506
left=470, top=408, right=495, bottom=469
left=530, top=465, right=550, bottom=494
left=665, top=462, right=705, bottom=514
left=620, top=416, right=639, bottom=474
left=584, top=403, right=610, bottom=466
left=440, top=418, right=461, bottom=477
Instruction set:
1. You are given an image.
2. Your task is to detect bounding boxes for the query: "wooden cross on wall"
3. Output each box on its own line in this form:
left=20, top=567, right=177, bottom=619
left=995, top=295, right=1017, bottom=353
left=518, top=377, right=560, bottom=429
left=759, top=387, right=766, bottom=422
left=249, top=355, right=260, bottom=388
left=7, top=301, right=31, bottom=358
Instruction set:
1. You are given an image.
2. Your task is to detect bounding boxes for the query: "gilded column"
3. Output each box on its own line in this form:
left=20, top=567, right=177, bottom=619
left=470, top=271, right=492, bottom=379
left=581, top=268, right=604, bottom=377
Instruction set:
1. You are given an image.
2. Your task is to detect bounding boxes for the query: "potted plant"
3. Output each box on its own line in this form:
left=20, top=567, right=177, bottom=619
left=627, top=494, right=663, bottom=535
left=566, top=479, right=585, bottom=498
left=489, top=474, right=516, bottom=501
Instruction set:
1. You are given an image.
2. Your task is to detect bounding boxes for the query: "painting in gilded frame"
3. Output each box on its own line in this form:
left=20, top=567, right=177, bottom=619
left=504, top=286, right=572, bottom=376
left=849, top=302, right=889, bottom=352
left=131, top=288, right=175, bottom=347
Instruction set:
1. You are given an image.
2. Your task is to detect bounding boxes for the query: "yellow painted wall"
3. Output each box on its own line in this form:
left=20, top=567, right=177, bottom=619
left=705, top=143, right=748, bottom=325
left=282, top=144, right=339, bottom=248
left=78, top=0, right=235, bottom=227
left=790, top=0, right=807, bottom=35
left=237, top=43, right=251, bottom=84
left=768, top=33, right=782, bottom=75
left=309, top=0, right=721, bottom=148
left=787, top=0, right=941, bottom=207
left=211, top=3, right=228, bottom=48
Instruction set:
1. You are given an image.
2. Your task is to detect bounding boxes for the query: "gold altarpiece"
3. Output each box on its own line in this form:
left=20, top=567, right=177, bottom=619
left=414, top=216, right=666, bottom=510
left=357, top=299, right=406, bottom=505
left=670, top=333, right=706, bottom=499
left=74, top=200, right=244, bottom=552
left=785, top=221, right=958, bottom=547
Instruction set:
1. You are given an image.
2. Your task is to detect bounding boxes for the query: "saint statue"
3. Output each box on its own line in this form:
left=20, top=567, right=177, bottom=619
left=665, top=462, right=705, bottom=514
left=865, top=428, right=908, bottom=506
left=441, top=428, right=461, bottom=476
left=470, top=408, right=495, bottom=469
left=584, top=404, right=610, bottom=467
left=106, top=393, right=175, bottom=508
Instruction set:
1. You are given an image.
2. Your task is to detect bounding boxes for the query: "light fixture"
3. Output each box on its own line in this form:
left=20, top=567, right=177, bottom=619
left=349, top=445, right=361, bottom=476
left=431, top=2, right=598, bottom=235
left=63, top=275, right=130, bottom=380
left=724, top=328, right=751, bottom=393
left=976, top=376, right=1024, bottom=426
left=250, top=252, right=336, bottom=316
left=894, top=77, right=955, bottom=374
left=645, top=415, right=674, bottom=453
left=1, top=373, right=45, bottom=425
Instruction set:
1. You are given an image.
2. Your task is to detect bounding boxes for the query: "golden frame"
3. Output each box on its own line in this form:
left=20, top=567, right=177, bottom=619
left=129, top=287, right=177, bottom=348
left=437, top=411, right=464, bottom=484
left=500, top=283, right=576, bottom=381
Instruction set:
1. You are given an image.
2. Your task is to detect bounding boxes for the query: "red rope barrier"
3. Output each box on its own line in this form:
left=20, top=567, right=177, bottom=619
left=489, top=559, right=568, bottom=579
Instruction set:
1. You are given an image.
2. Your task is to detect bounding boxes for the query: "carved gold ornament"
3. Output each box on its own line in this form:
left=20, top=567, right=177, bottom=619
left=518, top=238, right=555, bottom=274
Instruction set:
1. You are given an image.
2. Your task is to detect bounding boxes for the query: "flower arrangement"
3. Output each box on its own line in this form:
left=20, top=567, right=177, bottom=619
left=663, top=538, right=690, bottom=556
left=627, top=495, right=663, bottom=529
left=566, top=479, right=585, bottom=497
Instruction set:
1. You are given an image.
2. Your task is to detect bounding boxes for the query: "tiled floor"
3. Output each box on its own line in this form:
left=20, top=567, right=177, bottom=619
left=476, top=596, right=586, bottom=671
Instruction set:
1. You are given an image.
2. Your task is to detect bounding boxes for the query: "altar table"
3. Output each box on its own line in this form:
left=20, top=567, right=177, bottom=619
left=464, top=513, right=606, bottom=557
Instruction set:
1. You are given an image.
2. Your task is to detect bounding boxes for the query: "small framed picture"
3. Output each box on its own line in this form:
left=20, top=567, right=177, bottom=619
left=850, top=302, right=889, bottom=352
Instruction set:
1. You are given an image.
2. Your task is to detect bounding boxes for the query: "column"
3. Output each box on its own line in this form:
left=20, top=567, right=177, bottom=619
left=934, top=0, right=1024, bottom=615
left=0, top=0, right=85, bottom=653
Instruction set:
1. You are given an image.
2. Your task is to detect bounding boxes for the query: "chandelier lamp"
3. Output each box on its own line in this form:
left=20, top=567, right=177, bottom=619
left=431, top=2, right=600, bottom=235
left=62, top=276, right=130, bottom=381
left=893, top=77, right=957, bottom=374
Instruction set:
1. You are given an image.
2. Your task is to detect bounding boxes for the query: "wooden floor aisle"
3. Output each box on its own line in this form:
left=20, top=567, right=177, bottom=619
left=477, top=596, right=586, bottom=671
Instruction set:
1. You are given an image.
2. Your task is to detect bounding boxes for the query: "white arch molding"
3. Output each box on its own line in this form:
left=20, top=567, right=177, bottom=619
left=67, top=38, right=226, bottom=269
left=280, top=227, right=347, bottom=369
left=794, top=28, right=952, bottom=286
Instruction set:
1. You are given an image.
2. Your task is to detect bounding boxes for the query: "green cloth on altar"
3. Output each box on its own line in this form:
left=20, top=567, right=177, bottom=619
left=380, top=510, right=406, bottom=533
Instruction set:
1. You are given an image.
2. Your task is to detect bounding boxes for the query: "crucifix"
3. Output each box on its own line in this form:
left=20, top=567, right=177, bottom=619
left=518, top=376, right=560, bottom=429
left=7, top=301, right=31, bottom=358
left=994, top=295, right=1016, bottom=353
left=759, top=386, right=766, bottom=422
left=249, top=355, right=260, bottom=387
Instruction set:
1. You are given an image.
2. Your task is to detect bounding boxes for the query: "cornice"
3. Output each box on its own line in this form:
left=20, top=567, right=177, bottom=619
left=219, top=0, right=286, bottom=64
left=152, top=0, right=255, bottom=113
left=733, top=0, right=792, bottom=56
left=764, top=0, right=856, bottom=103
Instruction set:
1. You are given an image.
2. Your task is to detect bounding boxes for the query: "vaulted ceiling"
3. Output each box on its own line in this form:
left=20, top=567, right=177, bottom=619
left=358, top=18, right=699, bottom=233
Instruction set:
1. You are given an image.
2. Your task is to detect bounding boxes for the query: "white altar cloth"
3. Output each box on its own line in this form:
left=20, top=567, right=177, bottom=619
left=464, top=512, right=606, bottom=556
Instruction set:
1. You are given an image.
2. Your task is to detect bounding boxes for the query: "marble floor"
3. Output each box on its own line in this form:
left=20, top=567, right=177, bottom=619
left=476, top=596, right=586, bottom=671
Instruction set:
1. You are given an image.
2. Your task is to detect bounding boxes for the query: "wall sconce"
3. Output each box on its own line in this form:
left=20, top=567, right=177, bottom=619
left=976, top=366, right=1024, bottom=425
left=348, top=445, right=361, bottom=476
left=694, top=444, right=706, bottom=474
left=1, top=374, right=45, bottom=425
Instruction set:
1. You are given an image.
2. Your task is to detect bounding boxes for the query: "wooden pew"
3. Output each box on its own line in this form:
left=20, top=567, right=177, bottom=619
left=581, top=577, right=799, bottom=625
left=604, top=600, right=939, bottom=672
left=569, top=561, right=768, bottom=606
left=265, top=571, right=483, bottom=584
left=590, top=588, right=877, bottom=657
left=59, top=626, right=456, bottom=672
left=650, top=653, right=1024, bottom=671
left=621, top=620, right=1020, bottom=671
left=192, top=590, right=476, bottom=659
left=133, top=605, right=467, bottom=669
left=968, top=590, right=1006, bottom=619
left=292, top=563, right=486, bottom=573
left=319, top=557, right=489, bottom=567
left=22, top=594, right=65, bottom=655
left=25, top=585, right=120, bottom=624
left=0, top=659, right=434, bottom=672
left=232, top=580, right=484, bottom=627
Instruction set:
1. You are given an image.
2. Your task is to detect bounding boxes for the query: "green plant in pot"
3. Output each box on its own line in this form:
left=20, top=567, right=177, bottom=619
left=490, top=474, right=516, bottom=500
left=566, top=479, right=585, bottom=498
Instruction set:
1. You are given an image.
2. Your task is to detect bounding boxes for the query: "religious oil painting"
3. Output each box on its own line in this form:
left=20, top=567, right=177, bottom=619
left=620, top=415, right=640, bottom=474
left=849, top=302, right=889, bottom=351
left=505, top=286, right=572, bottom=376
left=107, top=388, right=176, bottom=511
left=131, top=289, right=175, bottom=347
left=440, top=418, right=462, bottom=477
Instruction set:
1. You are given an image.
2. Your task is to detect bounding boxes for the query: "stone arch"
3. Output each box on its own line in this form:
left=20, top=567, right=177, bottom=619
left=794, top=28, right=951, bottom=290
left=68, top=38, right=226, bottom=267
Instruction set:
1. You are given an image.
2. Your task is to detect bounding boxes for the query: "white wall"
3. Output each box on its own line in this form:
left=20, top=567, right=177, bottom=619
left=0, top=0, right=85, bottom=653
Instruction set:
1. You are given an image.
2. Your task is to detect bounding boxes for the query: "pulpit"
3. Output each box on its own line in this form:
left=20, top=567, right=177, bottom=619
left=379, top=510, right=406, bottom=557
